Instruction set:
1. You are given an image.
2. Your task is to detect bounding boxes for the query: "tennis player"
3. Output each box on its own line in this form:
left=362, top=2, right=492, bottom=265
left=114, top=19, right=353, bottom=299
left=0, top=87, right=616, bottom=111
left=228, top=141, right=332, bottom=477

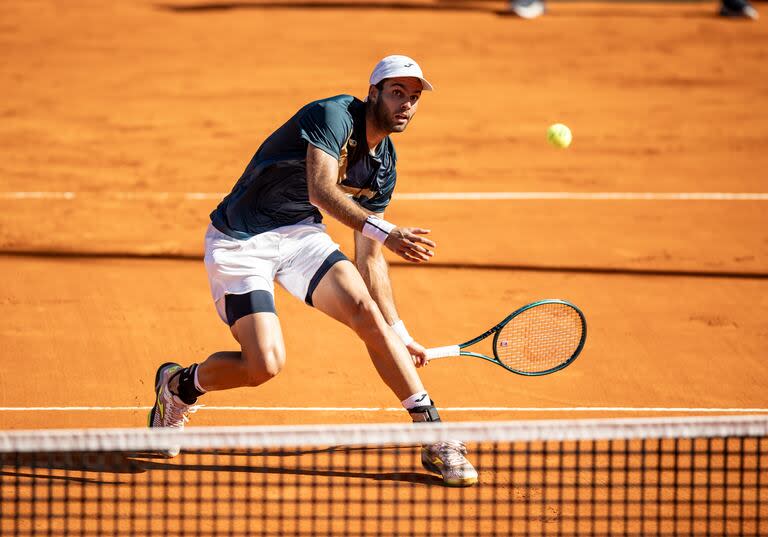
left=148, top=55, right=478, bottom=486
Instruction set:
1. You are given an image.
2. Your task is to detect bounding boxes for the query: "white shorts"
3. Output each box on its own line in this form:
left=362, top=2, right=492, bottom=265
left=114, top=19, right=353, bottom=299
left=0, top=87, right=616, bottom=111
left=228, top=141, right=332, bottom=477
left=204, top=219, right=347, bottom=324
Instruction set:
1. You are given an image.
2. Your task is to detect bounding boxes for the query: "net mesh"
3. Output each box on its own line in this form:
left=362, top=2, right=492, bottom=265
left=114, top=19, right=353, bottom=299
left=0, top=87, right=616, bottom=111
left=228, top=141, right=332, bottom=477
left=496, top=302, right=584, bottom=373
left=1, top=416, right=766, bottom=536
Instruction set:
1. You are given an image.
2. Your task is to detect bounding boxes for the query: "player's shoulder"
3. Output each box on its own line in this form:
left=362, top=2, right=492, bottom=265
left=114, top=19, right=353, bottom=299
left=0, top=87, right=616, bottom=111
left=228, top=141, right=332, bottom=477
left=319, top=94, right=361, bottom=107
left=297, top=95, right=364, bottom=137
left=301, top=94, right=362, bottom=117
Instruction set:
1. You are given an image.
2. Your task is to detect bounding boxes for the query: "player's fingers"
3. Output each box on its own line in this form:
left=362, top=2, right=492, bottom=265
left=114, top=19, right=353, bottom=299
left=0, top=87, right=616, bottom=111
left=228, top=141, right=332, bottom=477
left=404, top=244, right=431, bottom=262
left=409, top=228, right=431, bottom=235
left=407, top=346, right=427, bottom=367
left=414, top=350, right=429, bottom=367
left=407, top=242, right=434, bottom=257
left=408, top=234, right=437, bottom=248
left=398, top=250, right=422, bottom=263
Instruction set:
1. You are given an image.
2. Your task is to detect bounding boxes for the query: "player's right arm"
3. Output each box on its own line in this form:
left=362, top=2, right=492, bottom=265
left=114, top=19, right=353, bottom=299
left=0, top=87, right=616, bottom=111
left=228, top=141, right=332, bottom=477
left=305, top=144, right=435, bottom=263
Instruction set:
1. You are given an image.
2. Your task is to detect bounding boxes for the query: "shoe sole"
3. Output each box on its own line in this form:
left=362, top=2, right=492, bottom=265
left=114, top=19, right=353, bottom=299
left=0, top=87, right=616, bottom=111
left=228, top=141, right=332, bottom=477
left=421, top=453, right=479, bottom=487
left=148, top=361, right=182, bottom=458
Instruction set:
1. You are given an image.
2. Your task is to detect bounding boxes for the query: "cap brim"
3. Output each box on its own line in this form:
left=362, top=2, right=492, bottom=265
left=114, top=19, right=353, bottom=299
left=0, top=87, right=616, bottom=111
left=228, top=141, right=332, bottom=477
left=369, top=74, right=434, bottom=92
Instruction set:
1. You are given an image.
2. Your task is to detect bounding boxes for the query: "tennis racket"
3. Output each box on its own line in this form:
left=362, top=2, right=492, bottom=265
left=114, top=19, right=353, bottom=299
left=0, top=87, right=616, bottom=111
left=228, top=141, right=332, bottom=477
left=424, top=299, right=587, bottom=376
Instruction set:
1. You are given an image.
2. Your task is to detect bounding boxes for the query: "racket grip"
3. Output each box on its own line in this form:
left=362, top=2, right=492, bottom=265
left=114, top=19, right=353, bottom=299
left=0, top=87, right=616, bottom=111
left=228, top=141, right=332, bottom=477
left=425, top=345, right=461, bottom=360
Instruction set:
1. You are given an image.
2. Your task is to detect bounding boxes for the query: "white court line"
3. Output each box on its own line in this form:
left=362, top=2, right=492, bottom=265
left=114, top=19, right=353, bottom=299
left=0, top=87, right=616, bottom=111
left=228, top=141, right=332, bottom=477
left=1, top=192, right=768, bottom=201
left=397, top=192, right=768, bottom=201
left=0, top=406, right=766, bottom=413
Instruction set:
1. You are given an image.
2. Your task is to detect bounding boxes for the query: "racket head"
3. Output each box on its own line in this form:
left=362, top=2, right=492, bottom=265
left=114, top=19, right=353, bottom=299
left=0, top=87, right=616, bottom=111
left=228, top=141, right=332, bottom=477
left=491, top=299, right=586, bottom=376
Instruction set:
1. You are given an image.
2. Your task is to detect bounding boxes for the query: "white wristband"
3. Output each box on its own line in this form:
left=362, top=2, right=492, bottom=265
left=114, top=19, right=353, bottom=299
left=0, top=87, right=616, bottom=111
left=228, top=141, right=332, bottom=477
left=391, top=319, right=414, bottom=346
left=362, top=215, right=396, bottom=244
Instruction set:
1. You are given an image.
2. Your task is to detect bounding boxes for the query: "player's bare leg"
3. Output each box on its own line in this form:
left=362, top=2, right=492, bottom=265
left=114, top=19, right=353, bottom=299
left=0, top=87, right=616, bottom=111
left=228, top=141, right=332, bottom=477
left=190, top=312, right=286, bottom=391
left=149, top=308, right=285, bottom=457
left=310, top=259, right=424, bottom=401
left=311, top=259, right=478, bottom=486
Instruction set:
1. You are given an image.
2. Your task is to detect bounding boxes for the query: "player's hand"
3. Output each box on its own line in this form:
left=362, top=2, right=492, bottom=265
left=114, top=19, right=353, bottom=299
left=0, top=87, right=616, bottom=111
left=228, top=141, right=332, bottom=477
left=384, top=227, right=436, bottom=263
left=406, top=340, right=429, bottom=368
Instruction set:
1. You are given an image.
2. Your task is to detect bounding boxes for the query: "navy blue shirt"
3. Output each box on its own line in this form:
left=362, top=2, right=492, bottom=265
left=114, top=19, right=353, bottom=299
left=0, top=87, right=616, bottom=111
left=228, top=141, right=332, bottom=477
left=210, top=95, right=397, bottom=239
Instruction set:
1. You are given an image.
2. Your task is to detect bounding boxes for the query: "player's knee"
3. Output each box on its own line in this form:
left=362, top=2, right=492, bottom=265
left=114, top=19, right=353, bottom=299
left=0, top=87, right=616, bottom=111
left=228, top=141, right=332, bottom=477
left=242, top=345, right=285, bottom=386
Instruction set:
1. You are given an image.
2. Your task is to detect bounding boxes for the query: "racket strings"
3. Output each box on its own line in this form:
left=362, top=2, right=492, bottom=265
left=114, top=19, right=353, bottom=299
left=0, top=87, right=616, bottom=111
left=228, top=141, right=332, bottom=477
left=495, top=303, right=584, bottom=373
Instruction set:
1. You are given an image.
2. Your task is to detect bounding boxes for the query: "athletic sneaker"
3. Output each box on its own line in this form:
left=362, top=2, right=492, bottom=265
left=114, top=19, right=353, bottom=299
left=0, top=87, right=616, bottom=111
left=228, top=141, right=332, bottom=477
left=719, top=0, right=759, bottom=19
left=421, top=441, right=479, bottom=487
left=509, top=0, right=546, bottom=19
left=148, top=362, right=197, bottom=457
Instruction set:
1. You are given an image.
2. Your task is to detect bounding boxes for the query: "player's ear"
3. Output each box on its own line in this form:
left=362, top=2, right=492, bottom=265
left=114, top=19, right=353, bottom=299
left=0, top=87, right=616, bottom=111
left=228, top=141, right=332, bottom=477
left=367, top=84, right=378, bottom=103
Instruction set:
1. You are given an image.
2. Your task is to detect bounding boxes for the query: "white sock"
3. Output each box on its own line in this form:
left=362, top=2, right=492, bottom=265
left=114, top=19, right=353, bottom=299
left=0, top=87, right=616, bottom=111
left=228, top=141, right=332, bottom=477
left=193, top=365, right=207, bottom=394
left=401, top=391, right=430, bottom=410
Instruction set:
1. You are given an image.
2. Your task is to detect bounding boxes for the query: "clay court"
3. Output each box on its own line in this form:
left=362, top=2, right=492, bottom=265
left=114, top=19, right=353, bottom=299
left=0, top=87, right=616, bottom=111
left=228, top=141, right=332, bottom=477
left=0, top=0, right=767, bottom=533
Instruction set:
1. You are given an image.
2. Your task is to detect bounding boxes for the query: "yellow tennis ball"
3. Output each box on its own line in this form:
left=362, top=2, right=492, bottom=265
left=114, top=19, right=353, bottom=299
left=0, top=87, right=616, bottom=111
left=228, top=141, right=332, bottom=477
left=547, top=123, right=572, bottom=148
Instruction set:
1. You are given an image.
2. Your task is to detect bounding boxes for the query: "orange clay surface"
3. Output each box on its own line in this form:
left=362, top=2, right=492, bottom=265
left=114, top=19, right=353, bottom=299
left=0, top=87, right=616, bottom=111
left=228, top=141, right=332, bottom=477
left=2, top=2, right=768, bottom=535
left=1, top=0, right=767, bottom=431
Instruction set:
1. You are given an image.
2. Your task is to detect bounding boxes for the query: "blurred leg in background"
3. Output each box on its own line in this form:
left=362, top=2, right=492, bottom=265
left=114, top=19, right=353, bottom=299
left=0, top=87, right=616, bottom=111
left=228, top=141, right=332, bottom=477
left=508, top=0, right=759, bottom=21
left=719, top=0, right=759, bottom=19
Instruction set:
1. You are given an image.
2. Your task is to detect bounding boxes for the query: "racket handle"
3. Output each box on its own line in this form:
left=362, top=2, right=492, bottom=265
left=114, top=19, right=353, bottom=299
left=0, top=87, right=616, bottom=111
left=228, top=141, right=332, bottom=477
left=425, top=345, right=461, bottom=360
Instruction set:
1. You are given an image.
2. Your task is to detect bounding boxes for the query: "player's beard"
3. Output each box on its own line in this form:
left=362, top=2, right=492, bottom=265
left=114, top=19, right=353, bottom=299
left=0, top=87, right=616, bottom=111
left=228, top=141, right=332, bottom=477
left=373, top=96, right=408, bottom=134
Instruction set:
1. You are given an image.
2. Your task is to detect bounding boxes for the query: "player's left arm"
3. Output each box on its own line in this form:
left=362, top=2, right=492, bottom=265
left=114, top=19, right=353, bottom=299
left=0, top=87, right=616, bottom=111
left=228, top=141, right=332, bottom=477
left=355, top=215, right=428, bottom=367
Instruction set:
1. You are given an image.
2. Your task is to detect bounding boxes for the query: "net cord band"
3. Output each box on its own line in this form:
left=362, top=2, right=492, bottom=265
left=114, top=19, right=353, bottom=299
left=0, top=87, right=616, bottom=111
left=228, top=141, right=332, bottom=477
left=1, top=415, right=766, bottom=453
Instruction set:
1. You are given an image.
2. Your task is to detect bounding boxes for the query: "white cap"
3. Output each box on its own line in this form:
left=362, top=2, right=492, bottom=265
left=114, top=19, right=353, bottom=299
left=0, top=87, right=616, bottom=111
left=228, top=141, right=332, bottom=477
left=369, top=55, right=434, bottom=91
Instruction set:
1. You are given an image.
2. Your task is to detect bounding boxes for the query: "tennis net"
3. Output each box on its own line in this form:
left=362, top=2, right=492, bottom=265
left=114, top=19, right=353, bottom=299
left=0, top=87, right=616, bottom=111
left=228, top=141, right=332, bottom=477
left=1, top=415, right=766, bottom=536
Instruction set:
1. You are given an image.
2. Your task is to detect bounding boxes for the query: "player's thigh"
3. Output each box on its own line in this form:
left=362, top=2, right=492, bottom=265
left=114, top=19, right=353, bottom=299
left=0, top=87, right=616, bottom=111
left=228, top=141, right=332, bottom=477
left=311, top=260, right=382, bottom=328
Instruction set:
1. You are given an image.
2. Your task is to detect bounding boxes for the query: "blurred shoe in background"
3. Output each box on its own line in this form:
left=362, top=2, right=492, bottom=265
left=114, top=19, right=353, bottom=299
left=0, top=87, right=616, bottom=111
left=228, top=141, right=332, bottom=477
left=509, top=0, right=546, bottom=19
left=719, top=0, right=759, bottom=19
